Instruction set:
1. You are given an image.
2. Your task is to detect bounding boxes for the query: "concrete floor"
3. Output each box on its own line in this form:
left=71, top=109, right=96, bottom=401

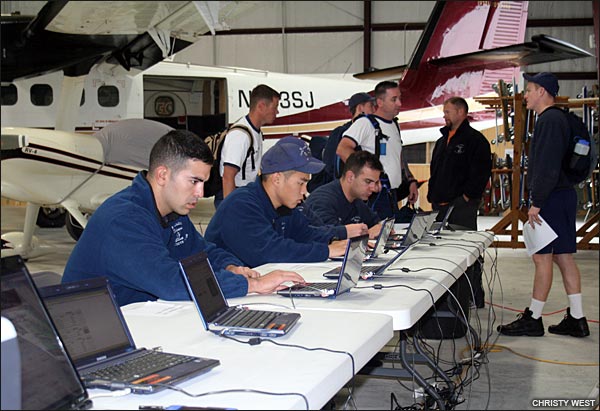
left=1, top=202, right=598, bottom=410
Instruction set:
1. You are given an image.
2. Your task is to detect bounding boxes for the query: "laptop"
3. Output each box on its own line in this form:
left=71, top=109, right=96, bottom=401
left=1, top=255, right=92, bottom=410
left=367, top=217, right=396, bottom=259
left=39, top=277, right=220, bottom=394
left=429, top=204, right=455, bottom=234
left=179, top=252, right=301, bottom=338
left=324, top=213, right=428, bottom=279
left=278, top=235, right=369, bottom=298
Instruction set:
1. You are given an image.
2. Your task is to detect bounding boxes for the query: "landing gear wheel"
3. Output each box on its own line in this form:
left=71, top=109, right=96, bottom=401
left=36, top=207, right=67, bottom=228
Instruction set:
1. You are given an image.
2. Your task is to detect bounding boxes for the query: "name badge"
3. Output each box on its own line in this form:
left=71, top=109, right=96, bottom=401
left=380, top=142, right=387, bottom=156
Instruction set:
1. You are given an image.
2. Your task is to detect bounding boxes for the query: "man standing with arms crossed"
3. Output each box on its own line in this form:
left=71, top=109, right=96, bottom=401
left=336, top=81, right=418, bottom=221
left=497, top=72, right=589, bottom=337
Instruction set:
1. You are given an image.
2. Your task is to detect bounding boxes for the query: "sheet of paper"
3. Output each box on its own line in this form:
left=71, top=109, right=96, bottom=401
left=523, top=215, right=558, bottom=256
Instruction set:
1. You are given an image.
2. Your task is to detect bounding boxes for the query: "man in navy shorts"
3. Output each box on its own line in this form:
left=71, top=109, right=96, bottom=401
left=497, top=72, right=590, bottom=338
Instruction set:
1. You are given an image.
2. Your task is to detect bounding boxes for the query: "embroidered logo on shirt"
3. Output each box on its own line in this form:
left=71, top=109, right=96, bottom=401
left=171, top=222, right=188, bottom=247
left=454, top=144, right=466, bottom=154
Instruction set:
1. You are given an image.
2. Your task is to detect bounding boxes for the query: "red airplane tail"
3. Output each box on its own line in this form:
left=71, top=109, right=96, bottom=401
left=400, top=0, right=528, bottom=110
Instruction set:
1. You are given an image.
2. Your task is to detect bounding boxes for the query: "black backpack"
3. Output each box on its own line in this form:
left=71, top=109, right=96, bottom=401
left=202, top=124, right=254, bottom=198
left=554, top=107, right=598, bottom=184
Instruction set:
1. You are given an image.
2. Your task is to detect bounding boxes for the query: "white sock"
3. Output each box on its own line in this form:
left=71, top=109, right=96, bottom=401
left=568, top=294, right=584, bottom=319
left=529, top=298, right=545, bottom=319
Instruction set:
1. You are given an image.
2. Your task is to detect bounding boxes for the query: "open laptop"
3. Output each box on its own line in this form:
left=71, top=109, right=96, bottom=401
left=179, top=252, right=301, bottom=338
left=325, top=213, right=429, bottom=279
left=330, top=217, right=394, bottom=262
left=39, top=276, right=220, bottom=394
left=429, top=204, right=455, bottom=234
left=278, top=235, right=369, bottom=298
left=367, top=217, right=396, bottom=259
left=1, top=255, right=92, bottom=410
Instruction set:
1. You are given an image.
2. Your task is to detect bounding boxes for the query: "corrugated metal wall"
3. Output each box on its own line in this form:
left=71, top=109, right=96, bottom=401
left=2, top=1, right=597, bottom=98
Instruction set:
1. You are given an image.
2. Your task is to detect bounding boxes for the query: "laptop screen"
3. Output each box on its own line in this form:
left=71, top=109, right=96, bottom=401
left=179, top=252, right=229, bottom=328
left=39, top=277, right=136, bottom=368
left=402, top=213, right=428, bottom=247
left=370, top=218, right=395, bottom=257
left=337, top=235, right=369, bottom=294
left=0, top=255, right=91, bottom=410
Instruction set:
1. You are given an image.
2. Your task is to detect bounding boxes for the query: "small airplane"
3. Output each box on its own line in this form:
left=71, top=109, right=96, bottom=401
left=1, top=1, right=593, bottom=259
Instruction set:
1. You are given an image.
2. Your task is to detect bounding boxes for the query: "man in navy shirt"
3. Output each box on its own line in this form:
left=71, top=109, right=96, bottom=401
left=205, top=136, right=365, bottom=268
left=497, top=72, right=589, bottom=338
left=303, top=150, right=383, bottom=239
left=63, top=130, right=304, bottom=306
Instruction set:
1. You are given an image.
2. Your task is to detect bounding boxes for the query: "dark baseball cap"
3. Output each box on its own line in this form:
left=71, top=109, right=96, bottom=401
left=523, top=72, right=559, bottom=97
left=261, top=136, right=325, bottom=175
left=348, top=92, right=375, bottom=113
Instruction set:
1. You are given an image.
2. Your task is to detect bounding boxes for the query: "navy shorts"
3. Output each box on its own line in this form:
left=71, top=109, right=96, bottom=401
left=537, top=188, right=577, bottom=255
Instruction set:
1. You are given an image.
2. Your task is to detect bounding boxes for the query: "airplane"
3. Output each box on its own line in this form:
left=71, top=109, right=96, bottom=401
left=1, top=1, right=594, bottom=259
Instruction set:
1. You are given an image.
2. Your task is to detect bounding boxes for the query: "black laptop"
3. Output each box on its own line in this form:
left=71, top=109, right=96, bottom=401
left=1, top=255, right=92, bottom=410
left=279, top=235, right=369, bottom=297
left=39, top=276, right=220, bottom=394
left=179, top=252, right=301, bottom=338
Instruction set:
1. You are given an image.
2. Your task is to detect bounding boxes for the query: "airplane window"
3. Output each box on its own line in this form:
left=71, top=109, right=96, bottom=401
left=98, top=85, right=119, bottom=107
left=30, top=84, right=53, bottom=106
left=1, top=84, right=17, bottom=106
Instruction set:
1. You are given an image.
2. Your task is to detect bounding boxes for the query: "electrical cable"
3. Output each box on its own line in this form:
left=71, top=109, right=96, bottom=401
left=147, top=385, right=310, bottom=410
left=217, top=334, right=357, bottom=410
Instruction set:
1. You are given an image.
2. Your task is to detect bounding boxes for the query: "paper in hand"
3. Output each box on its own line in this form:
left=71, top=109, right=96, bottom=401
left=523, top=215, right=558, bottom=256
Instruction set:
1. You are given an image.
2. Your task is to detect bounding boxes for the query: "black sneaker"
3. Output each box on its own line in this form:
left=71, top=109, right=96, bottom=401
left=548, top=308, right=590, bottom=337
left=497, top=307, right=544, bottom=336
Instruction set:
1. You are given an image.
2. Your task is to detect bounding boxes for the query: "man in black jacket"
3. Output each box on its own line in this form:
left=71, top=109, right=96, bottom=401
left=428, top=96, right=492, bottom=230
left=427, top=96, right=492, bottom=309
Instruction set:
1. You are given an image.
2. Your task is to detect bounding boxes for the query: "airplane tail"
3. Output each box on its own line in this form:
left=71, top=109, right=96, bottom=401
left=399, top=0, right=529, bottom=110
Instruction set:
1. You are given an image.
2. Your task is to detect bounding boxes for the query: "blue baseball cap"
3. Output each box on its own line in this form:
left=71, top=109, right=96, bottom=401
left=523, top=72, right=559, bottom=97
left=261, top=136, right=325, bottom=175
left=348, top=92, right=375, bottom=113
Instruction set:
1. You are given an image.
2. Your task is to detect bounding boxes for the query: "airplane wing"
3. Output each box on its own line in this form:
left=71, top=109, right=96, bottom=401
left=427, top=34, right=594, bottom=71
left=354, top=34, right=593, bottom=81
left=1, top=1, right=259, bottom=82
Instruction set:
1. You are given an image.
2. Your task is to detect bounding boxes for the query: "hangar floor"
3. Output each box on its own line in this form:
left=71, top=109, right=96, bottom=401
left=1, top=201, right=598, bottom=410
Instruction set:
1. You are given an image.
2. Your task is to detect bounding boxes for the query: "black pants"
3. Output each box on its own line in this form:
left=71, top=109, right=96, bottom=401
left=433, top=196, right=480, bottom=230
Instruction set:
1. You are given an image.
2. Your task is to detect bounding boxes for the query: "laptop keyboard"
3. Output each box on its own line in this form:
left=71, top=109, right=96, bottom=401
left=221, top=309, right=281, bottom=329
left=83, top=350, right=196, bottom=383
left=288, top=282, right=336, bottom=291
left=361, top=265, right=384, bottom=273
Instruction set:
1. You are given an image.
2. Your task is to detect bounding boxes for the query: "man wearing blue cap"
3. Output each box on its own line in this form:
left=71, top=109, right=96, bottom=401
left=497, top=72, right=589, bottom=338
left=205, top=136, right=360, bottom=267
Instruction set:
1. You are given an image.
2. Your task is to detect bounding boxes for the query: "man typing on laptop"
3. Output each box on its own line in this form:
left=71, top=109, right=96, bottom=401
left=300, top=150, right=385, bottom=240
left=205, top=136, right=362, bottom=267
left=63, top=130, right=304, bottom=306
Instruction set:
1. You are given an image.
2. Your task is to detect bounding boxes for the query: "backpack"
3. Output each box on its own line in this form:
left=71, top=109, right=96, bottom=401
left=307, top=121, right=351, bottom=193
left=554, top=107, right=598, bottom=184
left=202, top=124, right=254, bottom=198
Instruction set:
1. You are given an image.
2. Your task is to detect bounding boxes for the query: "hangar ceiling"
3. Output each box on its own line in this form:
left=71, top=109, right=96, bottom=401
left=2, top=1, right=597, bottom=98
